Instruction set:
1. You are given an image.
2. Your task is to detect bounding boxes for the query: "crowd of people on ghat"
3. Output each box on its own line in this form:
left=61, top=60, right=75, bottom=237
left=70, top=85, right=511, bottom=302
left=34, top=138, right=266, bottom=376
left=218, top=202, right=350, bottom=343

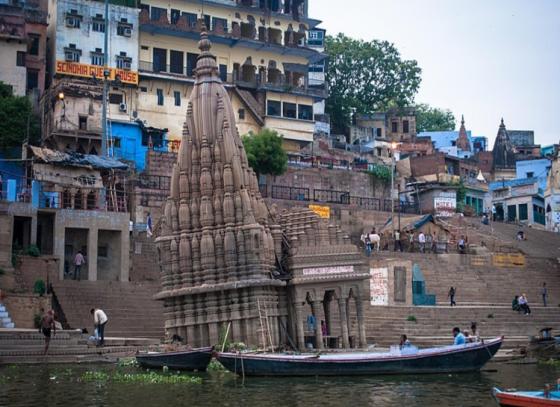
left=360, top=228, right=469, bottom=256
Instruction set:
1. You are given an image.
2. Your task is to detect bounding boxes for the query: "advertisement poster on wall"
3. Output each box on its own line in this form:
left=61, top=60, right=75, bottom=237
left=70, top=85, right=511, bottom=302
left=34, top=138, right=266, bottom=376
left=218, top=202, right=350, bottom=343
left=370, top=267, right=388, bottom=305
left=434, top=192, right=457, bottom=217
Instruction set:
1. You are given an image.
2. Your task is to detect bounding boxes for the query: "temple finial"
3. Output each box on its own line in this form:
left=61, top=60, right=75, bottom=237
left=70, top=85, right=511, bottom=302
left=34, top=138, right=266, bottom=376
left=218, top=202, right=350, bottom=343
left=461, top=114, right=465, bottom=125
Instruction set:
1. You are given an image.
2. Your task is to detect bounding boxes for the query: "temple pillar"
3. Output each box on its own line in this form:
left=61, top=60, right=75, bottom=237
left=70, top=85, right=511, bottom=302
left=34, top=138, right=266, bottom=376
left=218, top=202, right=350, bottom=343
left=295, top=302, right=305, bottom=351
left=311, top=300, right=324, bottom=350
left=355, top=297, right=367, bottom=348
left=338, top=297, right=350, bottom=348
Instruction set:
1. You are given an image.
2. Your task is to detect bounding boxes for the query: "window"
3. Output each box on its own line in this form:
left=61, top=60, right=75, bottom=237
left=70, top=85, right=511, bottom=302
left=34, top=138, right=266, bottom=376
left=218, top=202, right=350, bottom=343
left=527, top=172, right=534, bottom=178
left=28, top=34, right=40, bottom=55
left=91, top=48, right=104, bottom=66
left=283, top=102, right=297, bottom=118
left=309, top=61, right=325, bottom=73
left=519, top=203, right=528, bottom=221
left=156, top=88, right=164, bottom=106
left=150, top=6, right=166, bottom=22
left=78, top=116, right=87, bottom=130
left=212, top=17, right=228, bottom=32
left=64, top=44, right=81, bottom=62
left=16, top=51, right=25, bottom=67
left=153, top=48, right=167, bottom=72
left=186, top=52, right=198, bottom=76
left=174, top=91, right=181, bottom=106
left=65, top=10, right=82, bottom=28
left=92, top=14, right=105, bottom=32
left=170, top=50, right=184, bottom=74
left=26, top=69, right=38, bottom=91
left=219, top=64, right=227, bottom=81
left=298, top=104, right=313, bottom=120
left=170, top=9, right=180, bottom=24
left=98, top=245, right=108, bottom=258
left=308, top=30, right=324, bottom=46
left=391, top=121, right=398, bottom=133
left=203, top=14, right=211, bottom=29
left=117, top=20, right=133, bottom=37
left=109, top=93, right=123, bottom=104
left=267, top=100, right=281, bottom=117
left=140, top=86, right=147, bottom=92
left=116, top=53, right=132, bottom=70
left=182, top=12, right=197, bottom=28
left=113, top=138, right=121, bottom=148
left=403, top=120, right=409, bottom=134
left=238, top=109, right=245, bottom=120
left=376, top=128, right=382, bottom=138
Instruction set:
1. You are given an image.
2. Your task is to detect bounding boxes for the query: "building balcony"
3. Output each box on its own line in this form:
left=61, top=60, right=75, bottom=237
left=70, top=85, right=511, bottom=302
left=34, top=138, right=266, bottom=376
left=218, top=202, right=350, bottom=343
left=139, top=9, right=325, bottom=64
left=138, top=61, right=327, bottom=99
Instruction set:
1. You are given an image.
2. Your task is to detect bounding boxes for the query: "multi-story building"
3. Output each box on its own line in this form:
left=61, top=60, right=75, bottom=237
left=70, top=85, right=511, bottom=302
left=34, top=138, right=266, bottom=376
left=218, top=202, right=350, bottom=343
left=135, top=0, right=327, bottom=152
left=349, top=108, right=417, bottom=146
left=43, top=0, right=139, bottom=154
left=0, top=0, right=48, bottom=102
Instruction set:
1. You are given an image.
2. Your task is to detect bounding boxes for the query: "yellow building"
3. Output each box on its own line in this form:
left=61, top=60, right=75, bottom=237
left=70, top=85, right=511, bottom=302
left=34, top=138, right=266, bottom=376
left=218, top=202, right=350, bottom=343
left=136, top=0, right=326, bottom=152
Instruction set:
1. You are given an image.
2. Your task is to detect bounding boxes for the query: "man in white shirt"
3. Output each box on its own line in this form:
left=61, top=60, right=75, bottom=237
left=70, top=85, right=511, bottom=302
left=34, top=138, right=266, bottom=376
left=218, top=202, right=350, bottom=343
left=418, top=232, right=426, bottom=253
left=90, top=308, right=108, bottom=346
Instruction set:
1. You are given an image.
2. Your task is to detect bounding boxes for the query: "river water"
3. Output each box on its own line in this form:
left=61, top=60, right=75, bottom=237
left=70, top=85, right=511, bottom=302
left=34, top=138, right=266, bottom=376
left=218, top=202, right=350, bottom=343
left=0, top=361, right=558, bottom=407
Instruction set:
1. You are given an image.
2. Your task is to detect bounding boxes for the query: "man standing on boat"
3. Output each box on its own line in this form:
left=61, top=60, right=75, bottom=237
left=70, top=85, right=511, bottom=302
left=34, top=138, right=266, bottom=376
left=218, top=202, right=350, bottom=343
left=452, top=327, right=466, bottom=345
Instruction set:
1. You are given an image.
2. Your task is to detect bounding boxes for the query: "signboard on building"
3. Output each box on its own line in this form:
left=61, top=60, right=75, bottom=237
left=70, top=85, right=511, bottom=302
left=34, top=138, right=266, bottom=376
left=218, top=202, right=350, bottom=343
left=370, top=267, right=388, bottom=305
left=56, top=61, right=139, bottom=85
left=434, top=192, right=456, bottom=217
left=302, top=266, right=353, bottom=276
left=308, top=204, right=330, bottom=219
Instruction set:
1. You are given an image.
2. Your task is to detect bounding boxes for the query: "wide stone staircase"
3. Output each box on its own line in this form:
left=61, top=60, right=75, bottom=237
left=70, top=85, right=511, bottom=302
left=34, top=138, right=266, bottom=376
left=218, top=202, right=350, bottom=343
left=364, top=305, right=560, bottom=350
left=0, top=328, right=158, bottom=364
left=51, top=281, right=165, bottom=340
left=0, top=303, right=15, bottom=328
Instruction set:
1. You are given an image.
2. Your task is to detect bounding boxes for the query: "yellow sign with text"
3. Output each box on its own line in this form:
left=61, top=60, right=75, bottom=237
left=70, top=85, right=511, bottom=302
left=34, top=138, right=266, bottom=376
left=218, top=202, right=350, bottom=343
left=309, top=204, right=330, bottom=219
left=56, top=61, right=139, bottom=85
left=492, top=253, right=526, bottom=268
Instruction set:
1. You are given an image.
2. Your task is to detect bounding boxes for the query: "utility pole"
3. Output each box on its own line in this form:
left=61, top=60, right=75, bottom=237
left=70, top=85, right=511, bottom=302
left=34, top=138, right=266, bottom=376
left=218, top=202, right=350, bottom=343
left=101, top=0, right=109, bottom=157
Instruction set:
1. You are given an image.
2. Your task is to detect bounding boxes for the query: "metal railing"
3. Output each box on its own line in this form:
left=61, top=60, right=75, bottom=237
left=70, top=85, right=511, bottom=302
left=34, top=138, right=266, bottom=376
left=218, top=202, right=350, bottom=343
left=313, top=189, right=350, bottom=204
left=271, top=185, right=310, bottom=201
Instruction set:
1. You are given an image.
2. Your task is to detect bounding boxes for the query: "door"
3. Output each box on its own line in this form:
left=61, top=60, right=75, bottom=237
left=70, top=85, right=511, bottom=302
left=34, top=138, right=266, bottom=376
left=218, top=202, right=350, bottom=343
left=518, top=203, right=528, bottom=221
left=394, top=266, right=406, bottom=302
left=507, top=205, right=517, bottom=222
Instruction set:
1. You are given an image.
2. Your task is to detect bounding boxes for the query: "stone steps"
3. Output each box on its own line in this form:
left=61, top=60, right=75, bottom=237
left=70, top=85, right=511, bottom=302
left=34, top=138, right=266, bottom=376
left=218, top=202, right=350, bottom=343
left=0, top=304, right=15, bottom=329
left=52, top=281, right=165, bottom=339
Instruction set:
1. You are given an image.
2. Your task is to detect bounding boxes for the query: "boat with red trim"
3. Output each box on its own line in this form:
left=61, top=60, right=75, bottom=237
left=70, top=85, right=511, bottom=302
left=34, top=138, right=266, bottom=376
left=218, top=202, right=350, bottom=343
left=215, top=337, right=503, bottom=376
left=493, top=387, right=560, bottom=406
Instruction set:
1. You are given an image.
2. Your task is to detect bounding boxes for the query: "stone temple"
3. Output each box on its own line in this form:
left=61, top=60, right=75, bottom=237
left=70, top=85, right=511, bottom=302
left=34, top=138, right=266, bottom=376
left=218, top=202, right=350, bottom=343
left=155, top=28, right=369, bottom=350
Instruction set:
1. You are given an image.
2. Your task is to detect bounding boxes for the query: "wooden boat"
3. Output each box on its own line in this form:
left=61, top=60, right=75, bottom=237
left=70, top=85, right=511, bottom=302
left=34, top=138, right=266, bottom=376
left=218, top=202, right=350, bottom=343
left=136, top=346, right=213, bottom=371
left=493, top=388, right=560, bottom=406
left=216, top=336, right=503, bottom=377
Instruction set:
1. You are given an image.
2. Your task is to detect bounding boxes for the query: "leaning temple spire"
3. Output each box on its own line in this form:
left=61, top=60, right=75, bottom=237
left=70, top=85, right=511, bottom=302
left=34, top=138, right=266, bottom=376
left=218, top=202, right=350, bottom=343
left=155, top=25, right=286, bottom=347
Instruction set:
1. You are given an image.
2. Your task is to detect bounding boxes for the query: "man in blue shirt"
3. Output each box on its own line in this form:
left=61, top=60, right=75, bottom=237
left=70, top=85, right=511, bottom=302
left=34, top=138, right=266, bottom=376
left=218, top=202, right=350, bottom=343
left=453, top=327, right=466, bottom=345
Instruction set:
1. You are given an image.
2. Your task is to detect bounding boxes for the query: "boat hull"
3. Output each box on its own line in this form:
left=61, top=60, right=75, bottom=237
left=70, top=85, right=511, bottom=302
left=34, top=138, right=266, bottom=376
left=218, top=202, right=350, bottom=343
left=136, top=347, right=213, bottom=371
left=493, top=388, right=560, bottom=407
left=217, top=338, right=503, bottom=377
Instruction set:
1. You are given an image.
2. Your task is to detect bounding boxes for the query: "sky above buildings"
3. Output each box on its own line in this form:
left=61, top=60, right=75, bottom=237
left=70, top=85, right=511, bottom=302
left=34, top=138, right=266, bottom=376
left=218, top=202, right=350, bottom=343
left=310, top=0, right=560, bottom=148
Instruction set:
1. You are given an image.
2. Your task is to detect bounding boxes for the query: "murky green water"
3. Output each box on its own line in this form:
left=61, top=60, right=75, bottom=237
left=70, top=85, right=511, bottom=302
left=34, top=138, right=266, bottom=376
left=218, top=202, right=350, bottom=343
left=0, top=361, right=558, bottom=406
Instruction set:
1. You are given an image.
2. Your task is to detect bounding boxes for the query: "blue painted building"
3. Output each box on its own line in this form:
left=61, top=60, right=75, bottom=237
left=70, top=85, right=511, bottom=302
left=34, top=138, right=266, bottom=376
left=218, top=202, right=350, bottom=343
left=515, top=158, right=550, bottom=191
left=418, top=130, right=475, bottom=158
left=110, top=120, right=169, bottom=172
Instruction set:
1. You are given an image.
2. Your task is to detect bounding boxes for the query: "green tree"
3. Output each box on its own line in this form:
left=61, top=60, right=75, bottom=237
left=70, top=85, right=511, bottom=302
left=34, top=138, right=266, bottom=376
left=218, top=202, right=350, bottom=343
left=242, top=128, right=287, bottom=177
left=325, top=34, right=422, bottom=134
left=415, top=103, right=456, bottom=133
left=0, top=81, right=41, bottom=152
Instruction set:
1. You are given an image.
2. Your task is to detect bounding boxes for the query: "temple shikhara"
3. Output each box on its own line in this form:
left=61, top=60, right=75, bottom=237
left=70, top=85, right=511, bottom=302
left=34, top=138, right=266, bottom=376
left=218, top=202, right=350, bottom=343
left=155, top=28, right=369, bottom=350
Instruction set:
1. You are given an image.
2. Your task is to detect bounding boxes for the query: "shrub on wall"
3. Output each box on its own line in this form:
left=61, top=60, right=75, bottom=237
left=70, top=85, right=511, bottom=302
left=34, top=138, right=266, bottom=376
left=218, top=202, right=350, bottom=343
left=33, top=279, right=46, bottom=296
